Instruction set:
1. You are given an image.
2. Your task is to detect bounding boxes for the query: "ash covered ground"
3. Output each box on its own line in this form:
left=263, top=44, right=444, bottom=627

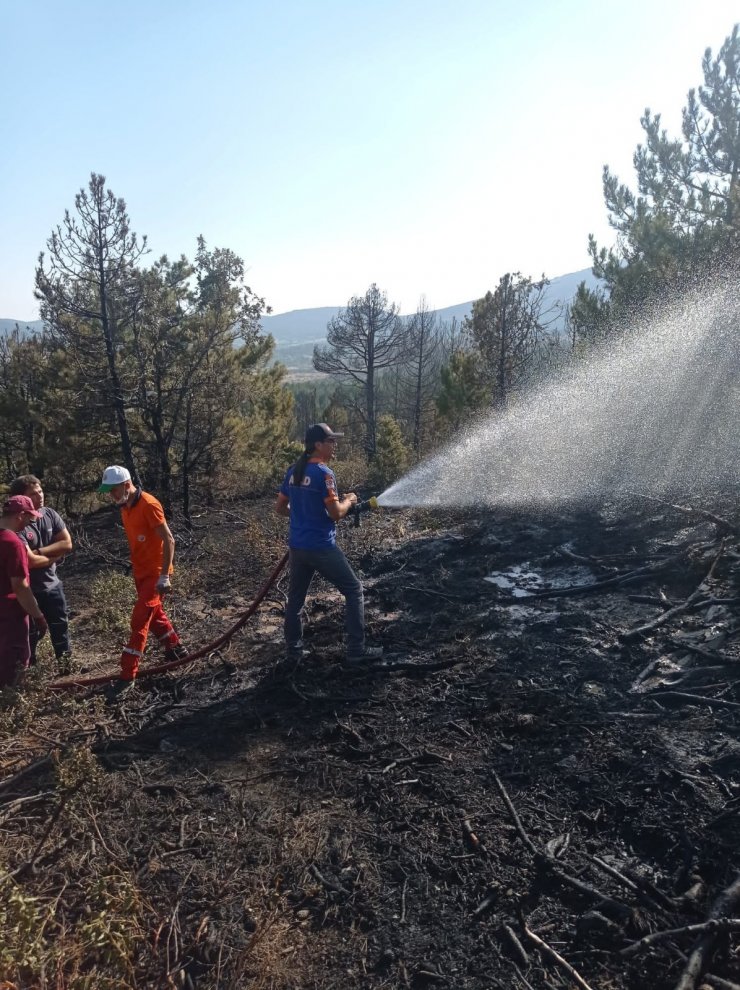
left=2, top=497, right=740, bottom=989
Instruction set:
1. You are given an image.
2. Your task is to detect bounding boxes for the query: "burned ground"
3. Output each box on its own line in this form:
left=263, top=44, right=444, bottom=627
left=2, top=498, right=740, bottom=989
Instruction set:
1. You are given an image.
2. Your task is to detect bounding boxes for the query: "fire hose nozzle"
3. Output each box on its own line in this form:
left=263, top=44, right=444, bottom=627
left=349, top=495, right=381, bottom=527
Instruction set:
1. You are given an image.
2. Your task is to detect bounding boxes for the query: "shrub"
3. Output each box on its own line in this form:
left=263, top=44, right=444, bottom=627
left=85, top=571, right=136, bottom=640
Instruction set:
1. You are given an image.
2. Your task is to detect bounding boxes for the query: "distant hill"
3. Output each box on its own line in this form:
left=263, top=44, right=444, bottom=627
left=1, top=268, right=600, bottom=374
left=264, top=267, right=600, bottom=372
left=0, top=318, right=44, bottom=336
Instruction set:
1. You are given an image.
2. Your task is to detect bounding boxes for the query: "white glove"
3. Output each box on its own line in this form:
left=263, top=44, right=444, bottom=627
left=155, top=575, right=172, bottom=593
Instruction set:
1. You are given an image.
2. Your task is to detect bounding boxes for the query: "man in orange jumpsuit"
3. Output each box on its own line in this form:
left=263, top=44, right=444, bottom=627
left=98, top=466, right=186, bottom=700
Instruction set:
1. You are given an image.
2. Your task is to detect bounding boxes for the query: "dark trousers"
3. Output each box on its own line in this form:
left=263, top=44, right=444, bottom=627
left=285, top=547, right=364, bottom=656
left=0, top=611, right=30, bottom=686
left=30, top=584, right=71, bottom=661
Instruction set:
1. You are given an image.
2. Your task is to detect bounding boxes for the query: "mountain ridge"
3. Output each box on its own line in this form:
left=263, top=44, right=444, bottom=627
left=1, top=267, right=599, bottom=372
left=259, top=267, right=598, bottom=347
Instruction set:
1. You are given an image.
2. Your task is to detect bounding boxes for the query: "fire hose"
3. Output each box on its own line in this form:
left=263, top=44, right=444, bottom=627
left=48, top=551, right=289, bottom=692
left=48, top=496, right=382, bottom=693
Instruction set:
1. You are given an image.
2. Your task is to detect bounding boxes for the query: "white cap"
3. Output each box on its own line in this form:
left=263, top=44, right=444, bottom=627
left=98, top=465, right=132, bottom=492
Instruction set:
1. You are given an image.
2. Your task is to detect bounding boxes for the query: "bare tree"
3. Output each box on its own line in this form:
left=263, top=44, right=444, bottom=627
left=313, top=284, right=409, bottom=457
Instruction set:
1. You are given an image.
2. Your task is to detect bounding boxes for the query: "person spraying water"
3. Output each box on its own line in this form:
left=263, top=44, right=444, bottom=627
left=275, top=423, right=384, bottom=665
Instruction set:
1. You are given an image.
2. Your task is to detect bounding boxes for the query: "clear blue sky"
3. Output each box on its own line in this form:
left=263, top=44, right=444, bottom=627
left=2, top=0, right=736, bottom=319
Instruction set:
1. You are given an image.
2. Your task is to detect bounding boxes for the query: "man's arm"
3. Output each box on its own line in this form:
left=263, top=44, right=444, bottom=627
left=26, top=547, right=53, bottom=570
left=154, top=522, right=175, bottom=589
left=275, top=493, right=290, bottom=518
left=326, top=492, right=358, bottom=522
left=41, top=527, right=73, bottom=560
left=10, top=576, right=48, bottom=633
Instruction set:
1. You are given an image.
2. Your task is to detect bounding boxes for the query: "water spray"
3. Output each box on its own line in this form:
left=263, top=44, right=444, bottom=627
left=377, top=282, right=740, bottom=510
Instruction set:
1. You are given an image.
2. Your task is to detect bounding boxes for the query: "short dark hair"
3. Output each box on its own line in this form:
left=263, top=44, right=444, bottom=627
left=9, top=475, right=41, bottom=496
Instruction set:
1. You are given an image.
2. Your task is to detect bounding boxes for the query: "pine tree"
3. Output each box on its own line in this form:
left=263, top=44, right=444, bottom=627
left=400, top=297, right=442, bottom=457
left=465, top=273, right=555, bottom=408
left=436, top=351, right=488, bottom=434
left=313, top=284, right=410, bottom=458
left=128, top=239, right=275, bottom=509
left=368, top=415, right=410, bottom=491
left=35, top=173, right=147, bottom=482
left=585, top=24, right=740, bottom=327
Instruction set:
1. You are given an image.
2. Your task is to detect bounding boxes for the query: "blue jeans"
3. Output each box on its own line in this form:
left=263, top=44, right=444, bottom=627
left=285, top=547, right=364, bottom=656
left=30, top=584, right=71, bottom=661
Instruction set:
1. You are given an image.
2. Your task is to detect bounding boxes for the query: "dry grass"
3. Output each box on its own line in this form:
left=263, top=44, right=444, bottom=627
left=0, top=741, right=154, bottom=988
left=0, top=496, right=404, bottom=987
left=83, top=571, right=136, bottom=641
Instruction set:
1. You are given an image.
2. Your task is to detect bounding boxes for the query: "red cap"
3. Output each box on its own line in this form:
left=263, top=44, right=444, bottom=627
left=2, top=495, right=40, bottom=518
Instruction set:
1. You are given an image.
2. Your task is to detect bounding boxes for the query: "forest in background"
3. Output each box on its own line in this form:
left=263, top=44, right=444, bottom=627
left=1, top=25, right=738, bottom=515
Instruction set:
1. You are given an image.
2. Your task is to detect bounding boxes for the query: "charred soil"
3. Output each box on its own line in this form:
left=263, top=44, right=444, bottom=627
left=2, top=497, right=740, bottom=989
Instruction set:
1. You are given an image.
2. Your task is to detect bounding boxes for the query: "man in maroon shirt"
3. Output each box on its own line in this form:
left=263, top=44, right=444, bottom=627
left=0, top=496, right=48, bottom=687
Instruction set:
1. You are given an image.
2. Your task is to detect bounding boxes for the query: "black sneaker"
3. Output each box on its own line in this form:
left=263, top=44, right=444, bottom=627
left=105, top=679, right=136, bottom=704
left=345, top=646, right=384, bottom=666
left=163, top=645, right=189, bottom=662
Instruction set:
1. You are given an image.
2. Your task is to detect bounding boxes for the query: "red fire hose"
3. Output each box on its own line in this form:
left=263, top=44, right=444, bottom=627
left=48, top=551, right=289, bottom=692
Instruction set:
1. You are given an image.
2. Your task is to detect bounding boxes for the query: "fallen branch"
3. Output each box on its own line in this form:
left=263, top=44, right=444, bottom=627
left=632, top=658, right=662, bottom=689
left=380, top=658, right=462, bottom=675
left=626, top=491, right=738, bottom=535
left=621, top=917, right=740, bottom=958
left=462, top=817, right=486, bottom=854
left=491, top=772, right=537, bottom=855
left=0, top=754, right=53, bottom=795
left=309, top=863, right=351, bottom=897
left=501, top=923, right=529, bottom=967
left=471, top=889, right=497, bottom=919
left=622, top=541, right=726, bottom=641
left=586, top=854, right=640, bottom=894
left=556, top=547, right=618, bottom=572
left=542, top=861, right=632, bottom=921
left=670, top=945, right=740, bottom=990
left=673, top=873, right=740, bottom=990
left=12, top=781, right=83, bottom=878
left=521, top=920, right=595, bottom=990
left=650, top=691, right=740, bottom=710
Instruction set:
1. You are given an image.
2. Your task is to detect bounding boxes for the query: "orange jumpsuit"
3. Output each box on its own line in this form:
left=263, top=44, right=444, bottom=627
left=119, top=490, right=181, bottom=680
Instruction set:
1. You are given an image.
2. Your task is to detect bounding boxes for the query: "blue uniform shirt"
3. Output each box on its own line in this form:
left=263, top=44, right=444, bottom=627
left=280, top=459, right=339, bottom=549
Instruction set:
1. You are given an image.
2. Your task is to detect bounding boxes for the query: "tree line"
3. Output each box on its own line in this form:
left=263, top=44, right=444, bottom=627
left=2, top=24, right=738, bottom=507
left=1, top=178, right=293, bottom=518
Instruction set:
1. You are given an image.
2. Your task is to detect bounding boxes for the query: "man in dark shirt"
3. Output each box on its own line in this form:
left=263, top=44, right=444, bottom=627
left=0, top=496, right=48, bottom=687
left=9, top=475, right=73, bottom=665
